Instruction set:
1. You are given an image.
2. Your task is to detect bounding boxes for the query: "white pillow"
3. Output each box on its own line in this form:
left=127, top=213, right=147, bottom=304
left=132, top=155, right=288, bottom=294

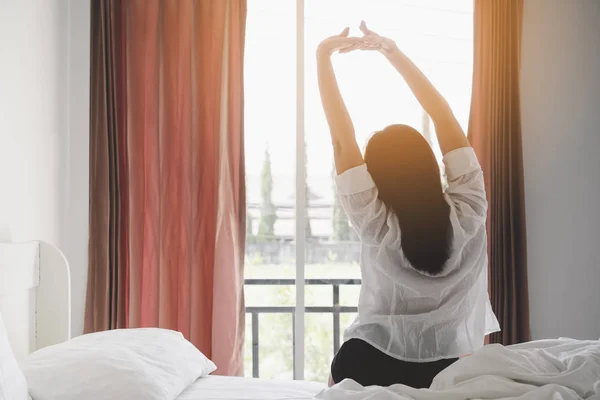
left=21, top=328, right=216, bottom=400
left=0, top=312, right=30, bottom=400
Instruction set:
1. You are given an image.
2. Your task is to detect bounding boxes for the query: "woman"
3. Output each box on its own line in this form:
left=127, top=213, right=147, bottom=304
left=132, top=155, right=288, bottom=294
left=317, top=22, right=500, bottom=388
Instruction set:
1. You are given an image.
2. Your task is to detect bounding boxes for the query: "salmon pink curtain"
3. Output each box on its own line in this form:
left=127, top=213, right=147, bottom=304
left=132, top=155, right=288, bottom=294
left=86, top=0, right=247, bottom=376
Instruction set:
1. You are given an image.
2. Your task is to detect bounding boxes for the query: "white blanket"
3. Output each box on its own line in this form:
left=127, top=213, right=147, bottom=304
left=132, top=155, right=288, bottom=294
left=316, top=338, right=600, bottom=400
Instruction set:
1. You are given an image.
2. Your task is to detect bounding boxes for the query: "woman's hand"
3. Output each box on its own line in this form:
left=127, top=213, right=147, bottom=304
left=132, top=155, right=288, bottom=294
left=358, top=21, right=397, bottom=56
left=317, top=27, right=365, bottom=58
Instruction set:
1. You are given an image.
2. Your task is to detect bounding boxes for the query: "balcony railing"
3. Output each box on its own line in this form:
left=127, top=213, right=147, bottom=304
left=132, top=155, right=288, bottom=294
left=244, top=278, right=361, bottom=379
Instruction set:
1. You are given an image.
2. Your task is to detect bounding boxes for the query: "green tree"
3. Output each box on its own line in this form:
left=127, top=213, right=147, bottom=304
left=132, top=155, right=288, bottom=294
left=258, top=145, right=276, bottom=240
left=246, top=212, right=254, bottom=239
left=304, top=141, right=312, bottom=238
left=245, top=173, right=254, bottom=242
left=331, top=164, right=351, bottom=241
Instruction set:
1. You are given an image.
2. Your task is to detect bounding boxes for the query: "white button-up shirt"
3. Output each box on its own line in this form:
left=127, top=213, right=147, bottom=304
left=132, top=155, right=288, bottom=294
left=335, top=147, right=500, bottom=361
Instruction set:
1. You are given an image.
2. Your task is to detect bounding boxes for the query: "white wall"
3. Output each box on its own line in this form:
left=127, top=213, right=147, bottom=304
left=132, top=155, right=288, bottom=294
left=0, top=0, right=68, bottom=243
left=63, top=0, right=91, bottom=337
left=521, top=0, right=600, bottom=340
left=0, top=0, right=90, bottom=336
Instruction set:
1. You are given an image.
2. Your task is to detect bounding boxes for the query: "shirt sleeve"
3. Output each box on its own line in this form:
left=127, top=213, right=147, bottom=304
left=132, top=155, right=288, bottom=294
left=443, top=147, right=487, bottom=221
left=335, top=165, right=388, bottom=244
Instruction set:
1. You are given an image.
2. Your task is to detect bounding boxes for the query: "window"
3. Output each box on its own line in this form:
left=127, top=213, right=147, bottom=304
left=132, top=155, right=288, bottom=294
left=244, top=0, right=473, bottom=382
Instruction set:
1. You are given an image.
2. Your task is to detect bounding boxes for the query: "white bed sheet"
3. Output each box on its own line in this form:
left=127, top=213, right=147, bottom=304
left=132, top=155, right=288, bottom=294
left=318, top=338, right=600, bottom=400
left=177, top=375, right=326, bottom=400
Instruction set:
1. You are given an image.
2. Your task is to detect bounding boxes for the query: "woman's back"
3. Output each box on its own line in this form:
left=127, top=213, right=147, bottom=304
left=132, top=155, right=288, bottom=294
left=336, top=147, right=500, bottom=361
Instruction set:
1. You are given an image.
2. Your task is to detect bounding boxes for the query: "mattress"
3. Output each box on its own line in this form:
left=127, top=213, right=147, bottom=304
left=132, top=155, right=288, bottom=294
left=177, top=375, right=326, bottom=400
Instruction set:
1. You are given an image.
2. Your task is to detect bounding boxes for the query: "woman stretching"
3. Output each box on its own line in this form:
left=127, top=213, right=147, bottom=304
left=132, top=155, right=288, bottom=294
left=318, top=22, right=500, bottom=389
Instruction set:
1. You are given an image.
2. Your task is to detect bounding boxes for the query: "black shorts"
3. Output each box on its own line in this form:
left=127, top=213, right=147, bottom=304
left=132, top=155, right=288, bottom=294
left=330, top=339, right=458, bottom=388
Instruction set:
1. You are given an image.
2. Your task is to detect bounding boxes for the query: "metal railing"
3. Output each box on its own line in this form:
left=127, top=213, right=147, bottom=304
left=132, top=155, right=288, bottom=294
left=244, top=278, right=361, bottom=379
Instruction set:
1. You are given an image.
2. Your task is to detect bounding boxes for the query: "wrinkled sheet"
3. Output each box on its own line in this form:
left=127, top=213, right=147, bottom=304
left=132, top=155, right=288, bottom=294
left=177, top=375, right=325, bottom=399
left=316, top=338, right=600, bottom=400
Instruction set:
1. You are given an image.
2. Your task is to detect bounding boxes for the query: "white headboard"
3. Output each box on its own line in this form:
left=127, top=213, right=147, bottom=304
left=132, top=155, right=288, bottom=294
left=0, top=241, right=71, bottom=361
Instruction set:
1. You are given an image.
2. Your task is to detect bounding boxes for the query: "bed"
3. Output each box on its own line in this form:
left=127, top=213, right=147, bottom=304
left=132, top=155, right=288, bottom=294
left=0, top=241, right=71, bottom=361
left=1, top=241, right=599, bottom=400
left=0, top=241, right=325, bottom=400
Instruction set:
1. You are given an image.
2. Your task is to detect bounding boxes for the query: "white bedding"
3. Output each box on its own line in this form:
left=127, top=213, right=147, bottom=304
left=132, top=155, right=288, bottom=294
left=21, top=329, right=216, bottom=400
left=318, top=338, right=600, bottom=400
left=177, top=376, right=325, bottom=400
left=18, top=331, right=600, bottom=400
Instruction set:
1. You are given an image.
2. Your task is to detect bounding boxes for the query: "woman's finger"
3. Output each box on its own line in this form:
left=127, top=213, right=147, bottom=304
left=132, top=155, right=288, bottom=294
left=337, top=37, right=364, bottom=47
left=359, top=20, right=372, bottom=36
left=362, top=33, right=382, bottom=47
left=320, top=36, right=365, bottom=54
left=339, top=43, right=363, bottom=53
left=325, top=27, right=349, bottom=41
left=361, top=44, right=381, bottom=51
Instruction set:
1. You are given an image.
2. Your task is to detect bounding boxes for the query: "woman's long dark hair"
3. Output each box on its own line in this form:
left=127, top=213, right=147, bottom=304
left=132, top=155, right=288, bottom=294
left=364, top=124, right=451, bottom=276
